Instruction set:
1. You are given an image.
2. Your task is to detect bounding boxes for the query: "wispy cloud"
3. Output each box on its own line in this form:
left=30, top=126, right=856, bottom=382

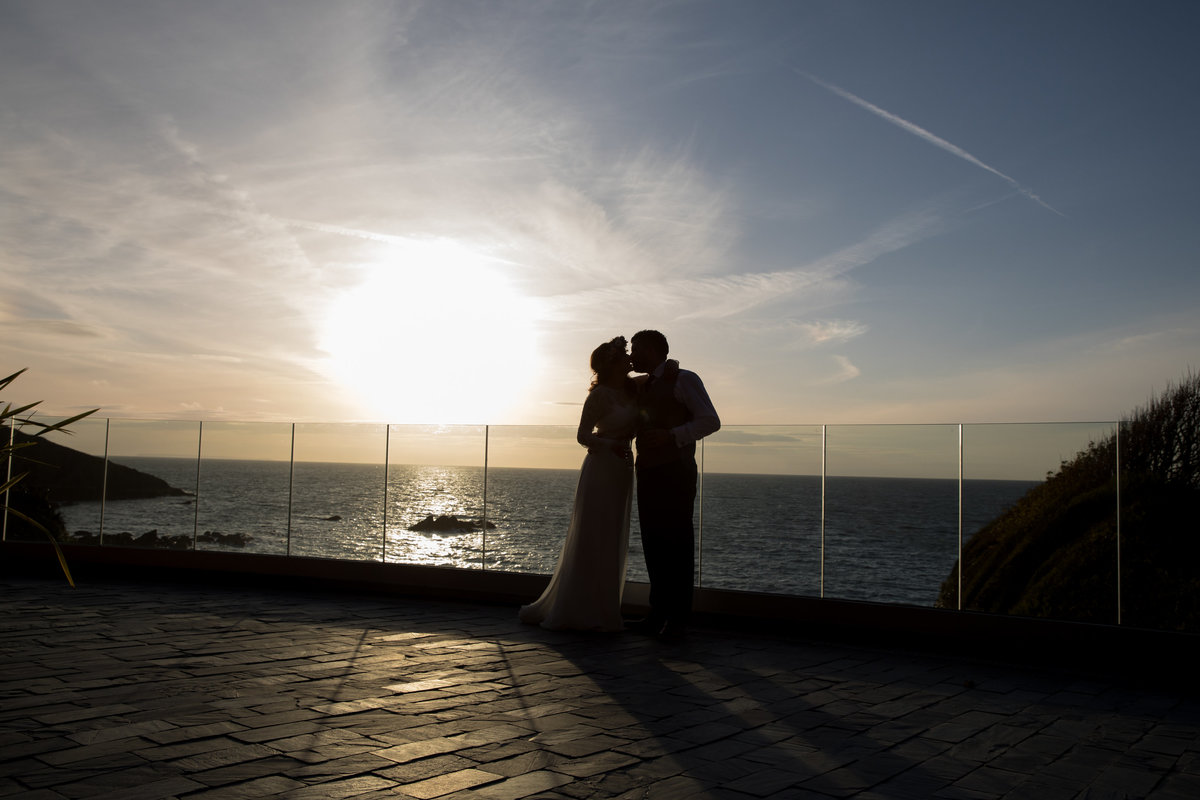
left=819, top=355, right=861, bottom=384
left=795, top=319, right=869, bottom=345
left=798, top=71, right=1064, bottom=217
left=0, top=319, right=106, bottom=339
left=546, top=204, right=944, bottom=327
left=281, top=218, right=408, bottom=245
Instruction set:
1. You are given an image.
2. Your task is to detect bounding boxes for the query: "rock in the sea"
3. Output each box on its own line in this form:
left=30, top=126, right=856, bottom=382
left=408, top=514, right=496, bottom=533
left=134, top=530, right=161, bottom=546
left=69, top=531, right=101, bottom=545
left=196, top=531, right=252, bottom=547
left=130, top=530, right=191, bottom=550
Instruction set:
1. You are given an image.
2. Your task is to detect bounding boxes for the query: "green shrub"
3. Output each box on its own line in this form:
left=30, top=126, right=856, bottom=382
left=2, top=369, right=97, bottom=585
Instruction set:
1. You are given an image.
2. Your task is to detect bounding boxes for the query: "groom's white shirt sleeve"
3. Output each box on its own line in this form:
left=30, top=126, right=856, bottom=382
left=659, top=364, right=720, bottom=448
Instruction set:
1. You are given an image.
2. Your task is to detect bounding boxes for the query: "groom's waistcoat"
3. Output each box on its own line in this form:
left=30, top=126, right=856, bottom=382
left=636, top=371, right=695, bottom=468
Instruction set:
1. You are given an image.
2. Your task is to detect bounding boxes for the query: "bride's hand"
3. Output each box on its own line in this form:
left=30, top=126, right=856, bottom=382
left=610, top=440, right=631, bottom=460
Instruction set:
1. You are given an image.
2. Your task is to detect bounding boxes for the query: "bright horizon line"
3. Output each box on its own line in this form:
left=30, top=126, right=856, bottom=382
left=92, top=453, right=1048, bottom=483
left=27, top=412, right=1129, bottom=426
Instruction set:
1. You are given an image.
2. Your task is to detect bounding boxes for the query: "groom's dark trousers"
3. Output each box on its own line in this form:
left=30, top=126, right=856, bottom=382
left=636, top=457, right=698, bottom=626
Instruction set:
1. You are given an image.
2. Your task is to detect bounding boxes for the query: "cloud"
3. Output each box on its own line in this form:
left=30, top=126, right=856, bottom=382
left=798, top=71, right=1064, bottom=217
left=1097, top=329, right=1196, bottom=355
left=0, top=61, right=325, bottom=367
left=543, top=204, right=944, bottom=326
left=0, top=319, right=107, bottom=339
left=281, top=219, right=407, bottom=245
left=795, top=320, right=869, bottom=345
left=819, top=355, right=861, bottom=385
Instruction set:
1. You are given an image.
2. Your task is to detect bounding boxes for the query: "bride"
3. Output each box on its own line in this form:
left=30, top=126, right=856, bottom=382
left=519, top=336, right=638, bottom=632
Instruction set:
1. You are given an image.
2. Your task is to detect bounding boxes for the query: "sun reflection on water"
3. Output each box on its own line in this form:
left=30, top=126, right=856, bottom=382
left=385, top=464, right=486, bottom=567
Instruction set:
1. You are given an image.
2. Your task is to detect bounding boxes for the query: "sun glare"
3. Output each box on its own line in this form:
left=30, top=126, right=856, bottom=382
left=319, top=239, right=541, bottom=424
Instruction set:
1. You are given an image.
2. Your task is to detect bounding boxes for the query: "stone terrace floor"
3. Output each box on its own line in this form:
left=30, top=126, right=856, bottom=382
left=2, top=576, right=1199, bottom=800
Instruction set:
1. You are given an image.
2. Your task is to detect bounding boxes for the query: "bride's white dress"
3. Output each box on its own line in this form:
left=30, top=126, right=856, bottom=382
left=519, top=384, right=636, bottom=632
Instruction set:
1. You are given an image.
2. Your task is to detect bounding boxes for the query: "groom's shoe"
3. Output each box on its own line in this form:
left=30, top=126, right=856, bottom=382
left=656, top=620, right=687, bottom=644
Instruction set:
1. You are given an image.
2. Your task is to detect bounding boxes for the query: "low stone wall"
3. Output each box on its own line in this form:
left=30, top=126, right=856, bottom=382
left=4, top=540, right=1195, bottom=685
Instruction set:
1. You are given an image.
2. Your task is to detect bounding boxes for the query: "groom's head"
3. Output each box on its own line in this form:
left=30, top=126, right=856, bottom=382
left=631, top=329, right=668, bottom=374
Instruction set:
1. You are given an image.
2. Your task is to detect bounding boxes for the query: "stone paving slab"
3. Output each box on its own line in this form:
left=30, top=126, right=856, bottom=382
left=2, top=577, right=1200, bottom=799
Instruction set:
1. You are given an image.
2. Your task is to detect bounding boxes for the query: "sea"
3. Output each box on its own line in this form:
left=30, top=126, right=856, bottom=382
left=57, top=457, right=1039, bottom=608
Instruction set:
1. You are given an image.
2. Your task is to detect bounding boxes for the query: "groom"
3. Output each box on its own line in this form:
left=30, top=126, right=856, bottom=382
left=629, top=330, right=720, bottom=642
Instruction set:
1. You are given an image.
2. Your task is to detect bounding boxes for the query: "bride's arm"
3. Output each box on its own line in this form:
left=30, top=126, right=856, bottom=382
left=576, top=390, right=609, bottom=450
left=576, top=390, right=629, bottom=457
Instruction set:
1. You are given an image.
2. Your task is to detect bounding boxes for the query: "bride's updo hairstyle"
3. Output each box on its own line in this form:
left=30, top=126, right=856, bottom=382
left=589, top=336, right=628, bottom=391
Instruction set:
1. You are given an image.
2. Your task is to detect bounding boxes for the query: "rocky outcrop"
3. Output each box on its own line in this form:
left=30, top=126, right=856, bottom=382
left=62, top=529, right=253, bottom=548
left=11, top=430, right=188, bottom=504
left=408, top=514, right=496, bottom=533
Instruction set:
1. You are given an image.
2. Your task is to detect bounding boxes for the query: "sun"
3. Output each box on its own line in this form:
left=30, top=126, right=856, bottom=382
left=319, top=239, right=541, bottom=424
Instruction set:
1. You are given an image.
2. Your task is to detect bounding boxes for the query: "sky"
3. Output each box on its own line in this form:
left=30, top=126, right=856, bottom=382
left=4, top=0, right=1199, bottom=458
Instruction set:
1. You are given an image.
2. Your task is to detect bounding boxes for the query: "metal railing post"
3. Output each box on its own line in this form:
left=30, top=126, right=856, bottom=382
left=193, top=420, right=203, bottom=549
left=697, top=438, right=705, bottom=588
left=481, top=425, right=489, bottom=570
left=286, top=422, right=295, bottom=556
left=820, top=424, right=827, bottom=599
left=958, top=423, right=964, bottom=610
left=1116, top=421, right=1122, bottom=626
left=383, top=425, right=391, bottom=563
left=99, top=418, right=110, bottom=545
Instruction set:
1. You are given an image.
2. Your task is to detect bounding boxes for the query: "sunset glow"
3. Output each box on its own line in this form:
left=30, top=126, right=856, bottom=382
left=319, top=240, right=541, bottom=423
left=3, top=2, right=1198, bottom=428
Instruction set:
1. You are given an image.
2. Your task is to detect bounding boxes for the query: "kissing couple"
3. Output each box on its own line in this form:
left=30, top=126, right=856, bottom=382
left=519, top=329, right=720, bottom=641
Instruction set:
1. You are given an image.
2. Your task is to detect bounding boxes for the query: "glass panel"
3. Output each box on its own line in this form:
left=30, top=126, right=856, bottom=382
left=956, top=422, right=1119, bottom=623
left=290, top=423, right=388, bottom=561
left=99, top=419, right=202, bottom=548
left=6, top=415, right=109, bottom=546
left=1115, top=411, right=1198, bottom=633
left=384, top=425, right=487, bottom=568
left=823, top=425, right=959, bottom=606
left=698, top=426, right=823, bottom=595
left=481, top=425, right=600, bottom=575
left=196, top=422, right=293, bottom=555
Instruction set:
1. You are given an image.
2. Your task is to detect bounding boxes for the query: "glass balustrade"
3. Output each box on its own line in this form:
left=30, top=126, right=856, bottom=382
left=385, top=425, right=487, bottom=569
left=477, top=425, right=587, bottom=576
left=290, top=423, right=388, bottom=562
left=957, top=422, right=1119, bottom=624
left=12, top=414, right=1187, bottom=631
left=821, top=424, right=961, bottom=606
left=94, top=419, right=201, bottom=548
left=195, top=421, right=293, bottom=555
left=697, top=426, right=822, bottom=596
left=6, top=415, right=108, bottom=544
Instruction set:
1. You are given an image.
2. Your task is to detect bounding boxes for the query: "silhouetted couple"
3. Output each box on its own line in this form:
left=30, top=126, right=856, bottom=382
left=519, top=330, right=720, bottom=641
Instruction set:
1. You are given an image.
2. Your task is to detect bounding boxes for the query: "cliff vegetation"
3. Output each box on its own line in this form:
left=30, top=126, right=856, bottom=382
left=937, top=373, right=1200, bottom=632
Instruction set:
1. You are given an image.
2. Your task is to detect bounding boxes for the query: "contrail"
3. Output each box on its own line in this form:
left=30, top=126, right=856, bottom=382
left=798, top=70, right=1064, bottom=217
left=281, top=218, right=407, bottom=244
